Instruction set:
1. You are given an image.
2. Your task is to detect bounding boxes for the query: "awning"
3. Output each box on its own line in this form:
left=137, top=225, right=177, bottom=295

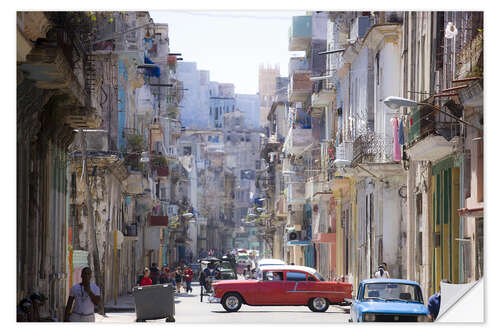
left=286, top=240, right=313, bottom=247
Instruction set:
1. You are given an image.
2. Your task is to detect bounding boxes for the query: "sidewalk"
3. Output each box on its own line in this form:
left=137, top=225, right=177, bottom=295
left=104, top=293, right=136, bottom=312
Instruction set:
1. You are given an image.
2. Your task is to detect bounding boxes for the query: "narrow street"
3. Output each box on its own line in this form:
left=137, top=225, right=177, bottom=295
left=97, top=283, right=350, bottom=324
left=16, top=10, right=484, bottom=323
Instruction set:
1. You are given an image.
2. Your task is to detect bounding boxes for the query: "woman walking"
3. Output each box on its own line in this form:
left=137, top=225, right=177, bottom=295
left=174, top=266, right=183, bottom=293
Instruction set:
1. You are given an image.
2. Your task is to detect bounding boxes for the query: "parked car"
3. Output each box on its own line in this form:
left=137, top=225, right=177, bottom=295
left=210, top=265, right=352, bottom=312
left=349, top=279, right=430, bottom=322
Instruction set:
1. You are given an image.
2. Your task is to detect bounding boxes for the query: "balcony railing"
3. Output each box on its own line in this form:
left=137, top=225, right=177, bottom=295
left=352, top=132, right=392, bottom=164
left=407, top=104, right=461, bottom=147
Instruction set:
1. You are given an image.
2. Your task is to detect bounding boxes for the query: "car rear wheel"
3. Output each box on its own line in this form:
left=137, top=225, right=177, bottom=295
left=308, top=297, right=330, bottom=312
left=222, top=293, right=242, bottom=312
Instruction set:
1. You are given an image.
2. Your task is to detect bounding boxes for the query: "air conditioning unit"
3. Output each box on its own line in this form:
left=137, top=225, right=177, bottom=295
left=287, top=230, right=304, bottom=241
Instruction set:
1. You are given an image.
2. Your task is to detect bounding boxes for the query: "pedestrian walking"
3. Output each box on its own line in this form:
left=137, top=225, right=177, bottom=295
left=175, top=266, right=183, bottom=293
left=137, top=267, right=153, bottom=286
left=64, top=267, right=101, bottom=322
left=427, top=279, right=451, bottom=321
left=184, top=265, right=194, bottom=293
left=374, top=264, right=390, bottom=279
left=159, top=266, right=170, bottom=284
left=150, top=263, right=160, bottom=284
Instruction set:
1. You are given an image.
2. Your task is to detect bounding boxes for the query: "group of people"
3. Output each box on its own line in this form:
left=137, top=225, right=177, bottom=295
left=137, top=263, right=194, bottom=294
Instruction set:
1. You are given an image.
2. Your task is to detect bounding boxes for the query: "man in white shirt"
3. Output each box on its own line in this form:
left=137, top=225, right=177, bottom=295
left=374, top=264, right=391, bottom=279
left=64, top=267, right=101, bottom=322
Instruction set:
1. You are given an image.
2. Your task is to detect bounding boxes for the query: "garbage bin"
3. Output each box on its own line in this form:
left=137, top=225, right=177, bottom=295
left=133, top=284, right=175, bottom=322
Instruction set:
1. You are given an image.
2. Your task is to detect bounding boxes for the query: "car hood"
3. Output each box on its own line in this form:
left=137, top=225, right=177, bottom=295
left=356, top=301, right=429, bottom=315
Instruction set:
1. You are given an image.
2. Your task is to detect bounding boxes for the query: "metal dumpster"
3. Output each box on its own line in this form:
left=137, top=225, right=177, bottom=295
left=133, top=284, right=175, bottom=322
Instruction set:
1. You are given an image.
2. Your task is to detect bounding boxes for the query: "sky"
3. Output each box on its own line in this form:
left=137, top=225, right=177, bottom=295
left=149, top=11, right=305, bottom=95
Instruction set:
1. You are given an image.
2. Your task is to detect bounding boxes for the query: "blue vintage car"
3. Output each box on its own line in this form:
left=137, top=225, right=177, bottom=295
left=349, top=279, right=430, bottom=322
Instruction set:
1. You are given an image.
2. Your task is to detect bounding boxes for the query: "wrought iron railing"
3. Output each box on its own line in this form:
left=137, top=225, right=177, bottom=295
left=407, top=104, right=461, bottom=146
left=352, top=132, right=392, bottom=164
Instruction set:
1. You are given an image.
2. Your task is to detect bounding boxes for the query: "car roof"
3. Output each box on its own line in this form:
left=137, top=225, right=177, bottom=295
left=258, top=259, right=286, bottom=265
left=261, top=265, right=317, bottom=275
left=361, top=278, right=421, bottom=285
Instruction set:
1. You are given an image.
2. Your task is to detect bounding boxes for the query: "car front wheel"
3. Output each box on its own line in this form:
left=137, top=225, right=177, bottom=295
left=308, top=297, right=330, bottom=312
left=222, top=293, right=242, bottom=312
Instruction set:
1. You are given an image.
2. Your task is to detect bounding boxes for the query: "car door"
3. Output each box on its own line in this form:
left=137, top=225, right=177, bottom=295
left=252, top=270, right=286, bottom=305
left=350, top=283, right=363, bottom=322
left=284, top=270, right=309, bottom=305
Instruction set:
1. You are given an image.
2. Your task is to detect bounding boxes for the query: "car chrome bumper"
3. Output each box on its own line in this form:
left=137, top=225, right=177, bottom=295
left=208, top=296, right=221, bottom=303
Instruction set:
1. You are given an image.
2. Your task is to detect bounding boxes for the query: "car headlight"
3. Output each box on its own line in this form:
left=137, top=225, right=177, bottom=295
left=363, top=313, right=376, bottom=322
left=417, top=315, right=431, bottom=322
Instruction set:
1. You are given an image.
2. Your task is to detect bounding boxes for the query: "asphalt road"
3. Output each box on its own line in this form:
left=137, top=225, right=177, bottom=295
left=96, top=282, right=350, bottom=324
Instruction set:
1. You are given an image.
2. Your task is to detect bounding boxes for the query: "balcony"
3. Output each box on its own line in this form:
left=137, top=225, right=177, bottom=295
left=455, top=32, right=483, bottom=80
left=283, top=127, right=314, bottom=155
left=311, top=79, right=335, bottom=112
left=289, top=71, right=313, bottom=102
left=289, top=57, right=310, bottom=75
left=406, top=103, right=461, bottom=162
left=352, top=132, right=392, bottom=164
left=288, top=16, right=312, bottom=51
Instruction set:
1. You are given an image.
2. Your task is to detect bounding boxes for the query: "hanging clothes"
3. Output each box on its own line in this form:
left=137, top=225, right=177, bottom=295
left=393, top=118, right=402, bottom=162
left=398, top=116, right=405, bottom=145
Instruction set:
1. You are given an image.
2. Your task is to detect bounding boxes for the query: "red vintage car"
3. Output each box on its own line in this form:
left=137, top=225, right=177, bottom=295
left=210, top=265, right=352, bottom=312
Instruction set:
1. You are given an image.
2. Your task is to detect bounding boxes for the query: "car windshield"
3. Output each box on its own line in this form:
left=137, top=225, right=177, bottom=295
left=362, top=283, right=423, bottom=303
left=313, top=272, right=325, bottom=281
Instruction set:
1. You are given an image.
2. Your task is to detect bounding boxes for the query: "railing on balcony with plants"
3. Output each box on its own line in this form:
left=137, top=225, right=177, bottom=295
left=352, top=132, right=392, bottom=164
left=407, top=103, right=461, bottom=147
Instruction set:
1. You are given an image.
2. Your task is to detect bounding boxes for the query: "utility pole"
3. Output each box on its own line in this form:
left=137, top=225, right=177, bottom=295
left=80, top=129, right=105, bottom=315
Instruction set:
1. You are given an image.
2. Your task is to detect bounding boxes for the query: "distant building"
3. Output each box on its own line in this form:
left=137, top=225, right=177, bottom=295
left=177, top=62, right=210, bottom=128
left=235, top=93, right=260, bottom=129
left=259, top=64, right=280, bottom=128
left=209, top=82, right=236, bottom=129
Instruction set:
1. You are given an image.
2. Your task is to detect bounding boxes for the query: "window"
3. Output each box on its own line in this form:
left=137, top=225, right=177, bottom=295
left=307, top=275, right=317, bottom=281
left=183, top=146, right=192, bottom=155
left=286, top=271, right=307, bottom=281
left=265, top=271, right=284, bottom=281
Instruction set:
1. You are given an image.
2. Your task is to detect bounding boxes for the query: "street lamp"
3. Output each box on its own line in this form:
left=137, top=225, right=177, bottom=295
left=383, top=96, right=482, bottom=131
